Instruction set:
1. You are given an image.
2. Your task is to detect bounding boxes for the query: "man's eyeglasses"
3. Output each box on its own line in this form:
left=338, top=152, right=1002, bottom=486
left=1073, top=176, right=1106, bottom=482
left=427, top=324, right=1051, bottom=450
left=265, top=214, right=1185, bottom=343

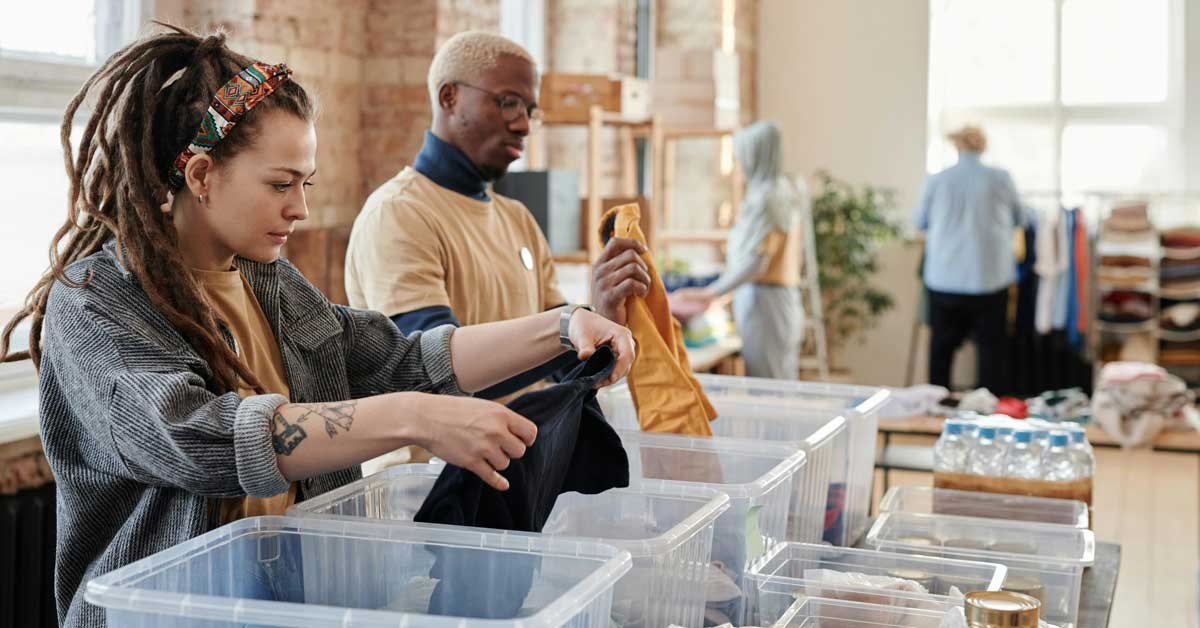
left=455, top=82, right=544, bottom=129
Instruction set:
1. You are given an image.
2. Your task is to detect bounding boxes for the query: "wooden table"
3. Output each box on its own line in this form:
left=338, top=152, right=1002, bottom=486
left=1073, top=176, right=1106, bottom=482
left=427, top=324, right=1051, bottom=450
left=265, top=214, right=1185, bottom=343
left=879, top=414, right=1200, bottom=453
left=686, top=335, right=745, bottom=375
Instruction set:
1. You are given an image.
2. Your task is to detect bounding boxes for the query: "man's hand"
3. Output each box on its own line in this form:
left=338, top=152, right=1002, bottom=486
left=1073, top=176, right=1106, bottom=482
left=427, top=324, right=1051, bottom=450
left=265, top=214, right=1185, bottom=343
left=591, top=237, right=652, bottom=325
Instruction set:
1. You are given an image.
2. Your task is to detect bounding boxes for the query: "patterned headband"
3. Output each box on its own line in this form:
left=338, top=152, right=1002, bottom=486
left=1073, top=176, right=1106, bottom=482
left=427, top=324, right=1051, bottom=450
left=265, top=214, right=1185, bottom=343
left=167, top=62, right=293, bottom=191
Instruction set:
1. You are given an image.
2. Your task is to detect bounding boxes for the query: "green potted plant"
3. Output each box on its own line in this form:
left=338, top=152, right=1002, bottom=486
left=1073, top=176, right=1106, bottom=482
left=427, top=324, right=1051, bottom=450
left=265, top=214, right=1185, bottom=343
left=809, top=170, right=902, bottom=367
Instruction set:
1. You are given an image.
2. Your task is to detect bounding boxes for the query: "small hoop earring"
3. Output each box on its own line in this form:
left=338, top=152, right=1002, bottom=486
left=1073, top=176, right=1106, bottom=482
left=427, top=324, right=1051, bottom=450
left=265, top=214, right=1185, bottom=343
left=197, top=194, right=205, bottom=204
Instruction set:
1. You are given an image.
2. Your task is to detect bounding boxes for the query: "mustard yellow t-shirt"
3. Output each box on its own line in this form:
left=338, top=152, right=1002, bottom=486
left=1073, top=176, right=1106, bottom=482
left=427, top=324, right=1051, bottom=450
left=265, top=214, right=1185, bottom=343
left=345, top=167, right=566, bottom=324
left=193, top=267, right=297, bottom=524
left=758, top=220, right=803, bottom=287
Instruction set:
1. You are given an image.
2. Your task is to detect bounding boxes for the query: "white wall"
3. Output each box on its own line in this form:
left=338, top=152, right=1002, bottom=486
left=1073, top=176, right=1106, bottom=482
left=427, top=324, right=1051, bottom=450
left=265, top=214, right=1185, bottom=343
left=758, top=0, right=933, bottom=387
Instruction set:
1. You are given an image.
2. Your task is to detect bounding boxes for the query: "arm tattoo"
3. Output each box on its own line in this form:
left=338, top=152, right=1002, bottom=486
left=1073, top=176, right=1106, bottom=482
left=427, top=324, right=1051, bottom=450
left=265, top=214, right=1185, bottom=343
left=272, top=410, right=307, bottom=455
left=294, top=401, right=358, bottom=438
left=271, top=401, right=358, bottom=456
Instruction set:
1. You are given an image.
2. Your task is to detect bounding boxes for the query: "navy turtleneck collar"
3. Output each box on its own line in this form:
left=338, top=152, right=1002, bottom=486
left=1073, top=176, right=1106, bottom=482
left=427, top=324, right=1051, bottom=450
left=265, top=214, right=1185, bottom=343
left=413, top=130, right=490, bottom=201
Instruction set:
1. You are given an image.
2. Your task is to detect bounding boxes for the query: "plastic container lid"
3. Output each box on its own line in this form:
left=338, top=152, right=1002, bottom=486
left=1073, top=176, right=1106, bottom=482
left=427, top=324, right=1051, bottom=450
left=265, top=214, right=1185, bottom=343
left=978, top=427, right=997, bottom=439
left=1051, top=433, right=1070, bottom=447
left=1014, top=431, right=1032, bottom=443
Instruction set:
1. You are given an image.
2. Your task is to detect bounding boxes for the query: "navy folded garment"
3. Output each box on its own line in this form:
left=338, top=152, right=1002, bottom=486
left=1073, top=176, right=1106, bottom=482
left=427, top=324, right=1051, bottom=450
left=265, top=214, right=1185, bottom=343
left=416, top=345, right=630, bottom=619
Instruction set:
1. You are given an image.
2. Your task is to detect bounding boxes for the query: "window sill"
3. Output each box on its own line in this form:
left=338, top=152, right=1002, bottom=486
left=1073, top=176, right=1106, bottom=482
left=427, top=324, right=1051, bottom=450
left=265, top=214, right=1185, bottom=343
left=0, top=359, right=39, bottom=445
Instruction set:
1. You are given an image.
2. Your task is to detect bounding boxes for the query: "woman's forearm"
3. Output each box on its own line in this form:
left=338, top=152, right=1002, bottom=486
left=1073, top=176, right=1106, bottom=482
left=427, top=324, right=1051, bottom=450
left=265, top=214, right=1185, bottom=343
left=272, top=392, right=426, bottom=481
left=449, top=308, right=568, bottom=393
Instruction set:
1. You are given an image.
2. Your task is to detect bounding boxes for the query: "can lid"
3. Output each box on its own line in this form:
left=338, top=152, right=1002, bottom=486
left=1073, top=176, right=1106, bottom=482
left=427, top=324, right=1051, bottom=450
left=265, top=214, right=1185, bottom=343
left=965, top=591, right=1041, bottom=628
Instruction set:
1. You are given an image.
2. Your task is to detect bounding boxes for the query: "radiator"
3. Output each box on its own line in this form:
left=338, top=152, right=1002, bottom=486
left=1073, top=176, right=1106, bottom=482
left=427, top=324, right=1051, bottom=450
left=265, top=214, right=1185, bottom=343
left=0, top=483, right=57, bottom=628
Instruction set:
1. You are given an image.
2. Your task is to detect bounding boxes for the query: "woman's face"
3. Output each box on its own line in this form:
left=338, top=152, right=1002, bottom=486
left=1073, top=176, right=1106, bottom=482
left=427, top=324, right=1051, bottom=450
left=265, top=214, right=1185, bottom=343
left=176, top=110, right=317, bottom=269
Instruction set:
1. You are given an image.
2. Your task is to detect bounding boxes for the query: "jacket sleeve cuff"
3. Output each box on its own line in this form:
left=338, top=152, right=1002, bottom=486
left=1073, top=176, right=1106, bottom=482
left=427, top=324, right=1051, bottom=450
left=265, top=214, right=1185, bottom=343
left=419, top=324, right=466, bottom=396
left=234, top=393, right=292, bottom=497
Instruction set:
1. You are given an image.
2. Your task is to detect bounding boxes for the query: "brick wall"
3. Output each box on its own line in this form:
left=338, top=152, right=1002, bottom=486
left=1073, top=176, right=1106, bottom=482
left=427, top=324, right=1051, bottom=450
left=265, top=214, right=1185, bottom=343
left=156, top=0, right=501, bottom=301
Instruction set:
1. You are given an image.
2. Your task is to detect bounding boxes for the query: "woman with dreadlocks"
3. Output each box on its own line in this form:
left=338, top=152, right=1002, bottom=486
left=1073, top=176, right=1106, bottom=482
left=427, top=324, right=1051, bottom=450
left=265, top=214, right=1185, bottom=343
left=0, top=25, right=634, bottom=627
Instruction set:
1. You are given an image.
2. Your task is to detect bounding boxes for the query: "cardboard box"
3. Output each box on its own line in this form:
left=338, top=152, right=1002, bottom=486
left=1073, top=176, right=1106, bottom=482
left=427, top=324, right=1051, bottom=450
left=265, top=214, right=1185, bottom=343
left=653, top=49, right=739, bottom=129
left=540, top=73, right=651, bottom=123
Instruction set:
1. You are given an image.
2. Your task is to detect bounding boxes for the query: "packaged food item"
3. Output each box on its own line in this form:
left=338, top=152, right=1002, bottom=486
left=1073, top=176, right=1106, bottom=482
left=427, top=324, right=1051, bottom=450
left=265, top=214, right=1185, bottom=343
left=964, top=591, right=1040, bottom=627
left=1001, top=574, right=1047, bottom=606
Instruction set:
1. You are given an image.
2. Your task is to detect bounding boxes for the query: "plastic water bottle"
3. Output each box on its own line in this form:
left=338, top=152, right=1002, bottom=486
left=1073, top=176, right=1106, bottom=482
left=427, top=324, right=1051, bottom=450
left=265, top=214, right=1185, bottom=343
left=1003, top=431, right=1042, bottom=479
left=1029, top=428, right=1050, bottom=457
left=960, top=422, right=980, bottom=449
left=1068, top=430, right=1095, bottom=478
left=968, top=427, right=1005, bottom=477
left=995, top=426, right=1016, bottom=455
left=1042, top=432, right=1078, bottom=481
left=934, top=421, right=970, bottom=473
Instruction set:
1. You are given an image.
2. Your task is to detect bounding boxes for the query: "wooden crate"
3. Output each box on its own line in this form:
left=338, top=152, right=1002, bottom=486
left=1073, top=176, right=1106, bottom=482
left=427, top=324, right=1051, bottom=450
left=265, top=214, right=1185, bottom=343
left=540, top=73, right=650, bottom=124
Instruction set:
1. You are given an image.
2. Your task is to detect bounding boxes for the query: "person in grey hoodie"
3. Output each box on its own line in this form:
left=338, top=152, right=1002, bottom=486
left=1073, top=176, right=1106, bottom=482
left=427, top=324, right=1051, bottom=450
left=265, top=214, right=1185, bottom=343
left=671, top=121, right=807, bottom=379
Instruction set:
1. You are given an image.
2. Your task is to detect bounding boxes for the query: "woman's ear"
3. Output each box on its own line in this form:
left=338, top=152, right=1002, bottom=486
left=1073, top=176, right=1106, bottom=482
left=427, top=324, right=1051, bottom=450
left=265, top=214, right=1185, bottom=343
left=183, top=154, right=215, bottom=201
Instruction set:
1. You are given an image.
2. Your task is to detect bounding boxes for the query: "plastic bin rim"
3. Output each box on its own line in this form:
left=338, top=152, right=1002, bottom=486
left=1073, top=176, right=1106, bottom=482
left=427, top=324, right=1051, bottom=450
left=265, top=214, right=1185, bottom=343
left=746, top=541, right=1009, bottom=592
left=289, top=468, right=734, bottom=558
left=866, top=512, right=1097, bottom=567
left=778, top=595, right=949, bottom=626
left=617, top=430, right=807, bottom=498
left=877, top=486, right=1090, bottom=528
left=85, top=516, right=633, bottom=628
left=604, top=375, right=891, bottom=414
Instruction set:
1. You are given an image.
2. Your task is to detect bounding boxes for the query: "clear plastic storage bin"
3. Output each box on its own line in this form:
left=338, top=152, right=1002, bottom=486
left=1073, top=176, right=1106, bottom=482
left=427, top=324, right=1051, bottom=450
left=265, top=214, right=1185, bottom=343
left=879, top=486, right=1090, bottom=528
left=85, top=516, right=631, bottom=628
left=867, top=512, right=1096, bottom=628
left=600, top=374, right=888, bottom=546
left=745, top=542, right=1007, bottom=626
left=616, top=429, right=807, bottom=623
left=770, top=596, right=947, bottom=628
left=289, top=464, right=730, bottom=628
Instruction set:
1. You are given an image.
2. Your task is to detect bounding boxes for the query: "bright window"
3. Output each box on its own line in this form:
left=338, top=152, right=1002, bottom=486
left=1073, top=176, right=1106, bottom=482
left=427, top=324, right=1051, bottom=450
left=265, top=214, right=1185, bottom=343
left=0, top=1, right=141, bottom=330
left=927, top=0, right=1184, bottom=215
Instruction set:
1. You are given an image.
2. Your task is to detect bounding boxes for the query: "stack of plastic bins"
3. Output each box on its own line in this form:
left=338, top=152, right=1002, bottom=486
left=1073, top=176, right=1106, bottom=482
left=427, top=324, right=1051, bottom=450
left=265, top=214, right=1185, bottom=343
left=745, top=542, right=1007, bottom=627
left=867, top=512, right=1096, bottom=628
left=600, top=374, right=888, bottom=546
left=289, top=464, right=730, bottom=628
left=879, top=486, right=1090, bottom=528
left=84, top=516, right=631, bottom=628
left=770, top=596, right=947, bottom=628
left=615, top=429, right=806, bottom=624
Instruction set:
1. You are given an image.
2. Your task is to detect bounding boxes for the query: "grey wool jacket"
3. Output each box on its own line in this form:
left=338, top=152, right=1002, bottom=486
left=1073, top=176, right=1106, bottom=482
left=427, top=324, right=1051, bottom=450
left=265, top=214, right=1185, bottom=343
left=39, top=239, right=463, bottom=627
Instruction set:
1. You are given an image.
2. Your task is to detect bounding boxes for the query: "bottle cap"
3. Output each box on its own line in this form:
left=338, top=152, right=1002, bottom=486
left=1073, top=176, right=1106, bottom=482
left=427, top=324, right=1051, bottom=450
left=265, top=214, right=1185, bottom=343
left=978, top=426, right=997, bottom=439
left=965, top=591, right=1040, bottom=627
left=945, top=421, right=963, bottom=435
left=1014, top=430, right=1032, bottom=443
left=997, top=427, right=1014, bottom=436
left=1070, top=430, right=1086, bottom=443
left=1051, top=432, right=1069, bottom=447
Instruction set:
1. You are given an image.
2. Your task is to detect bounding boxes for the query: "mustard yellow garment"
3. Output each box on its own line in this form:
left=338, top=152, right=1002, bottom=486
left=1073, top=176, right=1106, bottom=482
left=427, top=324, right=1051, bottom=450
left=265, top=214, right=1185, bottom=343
left=600, top=203, right=716, bottom=436
left=193, top=267, right=298, bottom=524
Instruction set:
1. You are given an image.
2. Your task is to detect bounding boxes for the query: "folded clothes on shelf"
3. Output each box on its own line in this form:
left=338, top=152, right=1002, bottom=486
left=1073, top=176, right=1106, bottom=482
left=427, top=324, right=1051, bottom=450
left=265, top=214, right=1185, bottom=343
left=1103, top=203, right=1153, bottom=233
left=1099, top=291, right=1154, bottom=323
left=1162, top=226, right=1200, bottom=260
left=1161, top=302, right=1200, bottom=332
left=1097, top=264, right=1156, bottom=287
left=1161, top=257, right=1200, bottom=280
left=1161, top=278, right=1200, bottom=300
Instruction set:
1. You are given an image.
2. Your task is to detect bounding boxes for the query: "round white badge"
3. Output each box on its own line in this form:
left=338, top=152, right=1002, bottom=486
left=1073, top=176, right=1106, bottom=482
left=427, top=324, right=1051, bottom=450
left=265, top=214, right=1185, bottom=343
left=520, top=246, right=534, bottom=270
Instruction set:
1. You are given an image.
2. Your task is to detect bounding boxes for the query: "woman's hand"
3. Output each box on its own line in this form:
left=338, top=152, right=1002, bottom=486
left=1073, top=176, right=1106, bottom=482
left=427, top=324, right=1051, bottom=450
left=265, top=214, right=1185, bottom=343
left=668, top=287, right=715, bottom=322
left=567, top=308, right=636, bottom=387
left=411, top=395, right=538, bottom=491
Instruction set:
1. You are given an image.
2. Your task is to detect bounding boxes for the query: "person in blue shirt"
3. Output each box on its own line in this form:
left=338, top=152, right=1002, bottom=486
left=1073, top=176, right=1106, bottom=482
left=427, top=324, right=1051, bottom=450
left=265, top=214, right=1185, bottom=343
left=913, top=126, right=1027, bottom=390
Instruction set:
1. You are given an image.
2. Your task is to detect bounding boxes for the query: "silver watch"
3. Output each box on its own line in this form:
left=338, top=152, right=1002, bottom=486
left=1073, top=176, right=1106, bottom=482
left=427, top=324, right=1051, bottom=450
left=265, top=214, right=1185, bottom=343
left=559, top=304, right=595, bottom=350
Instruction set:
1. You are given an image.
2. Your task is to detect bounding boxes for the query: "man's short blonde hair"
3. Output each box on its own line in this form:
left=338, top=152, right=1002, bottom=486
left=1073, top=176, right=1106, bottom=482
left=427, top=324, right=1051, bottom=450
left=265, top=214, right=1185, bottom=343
left=427, top=31, right=537, bottom=109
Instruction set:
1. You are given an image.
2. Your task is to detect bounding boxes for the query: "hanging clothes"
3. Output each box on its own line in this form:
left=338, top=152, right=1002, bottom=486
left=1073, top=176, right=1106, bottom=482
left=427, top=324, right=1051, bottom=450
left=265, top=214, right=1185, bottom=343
left=600, top=203, right=718, bottom=436
left=1034, top=207, right=1066, bottom=334
left=1015, top=219, right=1039, bottom=334
left=1074, top=210, right=1090, bottom=344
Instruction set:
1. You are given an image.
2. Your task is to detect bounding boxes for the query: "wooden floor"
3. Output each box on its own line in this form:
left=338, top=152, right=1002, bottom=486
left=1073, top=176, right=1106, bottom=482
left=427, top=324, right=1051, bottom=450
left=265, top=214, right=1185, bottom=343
left=874, top=442, right=1200, bottom=627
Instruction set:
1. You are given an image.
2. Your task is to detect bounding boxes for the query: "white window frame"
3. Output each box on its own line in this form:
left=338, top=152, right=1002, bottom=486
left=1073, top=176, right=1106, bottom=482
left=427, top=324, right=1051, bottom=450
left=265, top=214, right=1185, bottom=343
left=0, top=0, right=145, bottom=383
left=927, top=0, right=1186, bottom=203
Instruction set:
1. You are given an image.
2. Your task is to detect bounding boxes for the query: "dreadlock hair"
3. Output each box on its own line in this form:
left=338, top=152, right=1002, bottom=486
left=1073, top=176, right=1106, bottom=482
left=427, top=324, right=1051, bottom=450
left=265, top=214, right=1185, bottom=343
left=0, top=22, right=315, bottom=395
